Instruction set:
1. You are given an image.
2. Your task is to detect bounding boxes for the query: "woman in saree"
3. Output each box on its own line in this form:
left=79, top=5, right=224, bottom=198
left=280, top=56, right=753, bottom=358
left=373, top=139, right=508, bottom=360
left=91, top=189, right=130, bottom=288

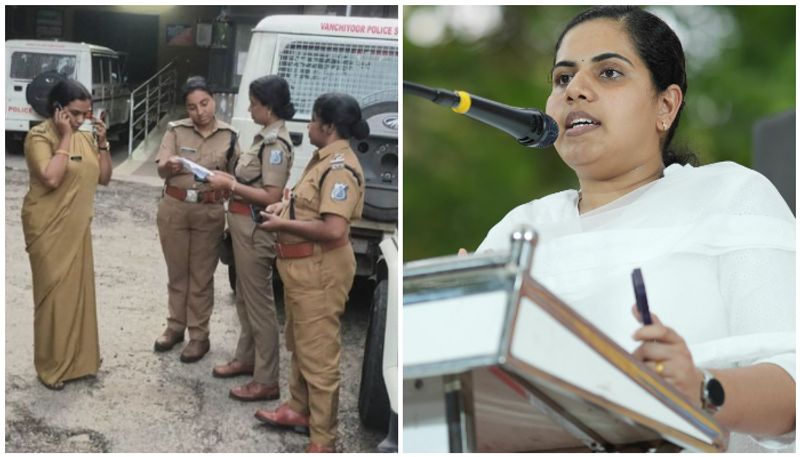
left=21, top=79, right=112, bottom=390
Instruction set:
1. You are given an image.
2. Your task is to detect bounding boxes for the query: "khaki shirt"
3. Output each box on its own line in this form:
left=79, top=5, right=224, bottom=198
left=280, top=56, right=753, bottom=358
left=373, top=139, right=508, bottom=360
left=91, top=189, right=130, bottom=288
left=279, top=139, right=365, bottom=244
left=233, top=120, right=293, bottom=199
left=155, top=118, right=239, bottom=190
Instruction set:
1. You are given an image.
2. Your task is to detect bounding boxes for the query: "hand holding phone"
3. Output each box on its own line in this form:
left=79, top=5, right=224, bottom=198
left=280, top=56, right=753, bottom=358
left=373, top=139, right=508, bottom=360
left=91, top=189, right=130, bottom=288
left=250, top=204, right=264, bottom=223
left=53, top=102, right=72, bottom=136
left=631, top=268, right=652, bottom=325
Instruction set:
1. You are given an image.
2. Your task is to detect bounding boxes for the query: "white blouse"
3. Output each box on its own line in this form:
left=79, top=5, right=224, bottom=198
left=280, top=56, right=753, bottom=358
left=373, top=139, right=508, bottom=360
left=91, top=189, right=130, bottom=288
left=477, top=162, right=795, bottom=452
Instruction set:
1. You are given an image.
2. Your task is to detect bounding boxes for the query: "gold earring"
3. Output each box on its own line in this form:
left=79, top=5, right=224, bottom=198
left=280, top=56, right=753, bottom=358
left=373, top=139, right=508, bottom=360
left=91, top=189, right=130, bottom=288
left=661, top=121, right=668, bottom=131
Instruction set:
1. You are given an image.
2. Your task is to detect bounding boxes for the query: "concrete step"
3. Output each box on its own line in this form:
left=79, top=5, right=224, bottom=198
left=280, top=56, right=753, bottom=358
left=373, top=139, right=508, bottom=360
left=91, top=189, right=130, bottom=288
left=113, top=105, right=184, bottom=187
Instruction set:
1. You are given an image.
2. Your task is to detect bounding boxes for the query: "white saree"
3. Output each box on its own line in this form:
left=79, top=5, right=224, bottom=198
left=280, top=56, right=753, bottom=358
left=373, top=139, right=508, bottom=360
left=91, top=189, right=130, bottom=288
left=478, top=161, right=796, bottom=452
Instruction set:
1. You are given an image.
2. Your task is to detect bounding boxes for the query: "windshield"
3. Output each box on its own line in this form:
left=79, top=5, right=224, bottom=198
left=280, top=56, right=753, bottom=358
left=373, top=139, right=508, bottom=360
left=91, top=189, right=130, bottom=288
left=10, top=52, right=77, bottom=80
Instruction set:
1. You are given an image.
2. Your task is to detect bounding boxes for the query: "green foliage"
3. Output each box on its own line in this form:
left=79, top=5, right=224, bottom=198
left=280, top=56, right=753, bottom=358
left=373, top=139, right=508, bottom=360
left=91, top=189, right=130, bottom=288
left=404, top=5, right=795, bottom=260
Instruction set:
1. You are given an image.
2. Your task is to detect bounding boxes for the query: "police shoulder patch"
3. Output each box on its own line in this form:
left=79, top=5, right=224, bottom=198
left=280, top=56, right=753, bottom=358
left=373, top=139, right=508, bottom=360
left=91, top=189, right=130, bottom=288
left=269, top=149, right=283, bottom=165
left=331, top=182, right=349, bottom=201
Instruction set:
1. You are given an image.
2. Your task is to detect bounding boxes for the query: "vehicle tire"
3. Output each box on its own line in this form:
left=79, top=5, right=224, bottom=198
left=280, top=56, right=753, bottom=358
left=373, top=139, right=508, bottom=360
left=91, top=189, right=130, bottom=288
left=6, top=132, right=24, bottom=155
left=26, top=71, right=66, bottom=118
left=351, top=101, right=398, bottom=223
left=358, top=278, right=391, bottom=432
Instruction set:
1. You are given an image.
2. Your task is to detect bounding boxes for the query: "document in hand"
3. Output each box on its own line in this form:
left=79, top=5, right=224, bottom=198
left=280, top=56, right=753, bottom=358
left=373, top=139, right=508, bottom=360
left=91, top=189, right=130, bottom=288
left=403, top=226, right=728, bottom=453
left=177, top=157, right=214, bottom=181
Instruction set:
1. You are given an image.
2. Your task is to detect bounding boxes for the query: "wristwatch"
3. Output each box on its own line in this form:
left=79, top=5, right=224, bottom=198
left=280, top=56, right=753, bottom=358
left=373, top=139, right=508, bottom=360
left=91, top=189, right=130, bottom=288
left=700, top=369, right=725, bottom=414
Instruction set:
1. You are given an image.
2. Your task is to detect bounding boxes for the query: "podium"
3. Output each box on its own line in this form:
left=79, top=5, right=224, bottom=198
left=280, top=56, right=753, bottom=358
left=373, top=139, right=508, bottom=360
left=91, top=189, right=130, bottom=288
left=403, top=227, right=728, bottom=452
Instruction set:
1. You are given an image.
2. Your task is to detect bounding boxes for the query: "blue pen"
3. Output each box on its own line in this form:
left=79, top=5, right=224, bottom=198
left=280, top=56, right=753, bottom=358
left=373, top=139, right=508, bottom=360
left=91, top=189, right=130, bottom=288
left=631, top=268, right=652, bottom=325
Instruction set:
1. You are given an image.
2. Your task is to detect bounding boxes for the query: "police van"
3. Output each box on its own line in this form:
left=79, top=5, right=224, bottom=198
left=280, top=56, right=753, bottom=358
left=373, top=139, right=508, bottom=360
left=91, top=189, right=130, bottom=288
left=5, top=40, right=130, bottom=148
left=231, top=14, right=398, bottom=450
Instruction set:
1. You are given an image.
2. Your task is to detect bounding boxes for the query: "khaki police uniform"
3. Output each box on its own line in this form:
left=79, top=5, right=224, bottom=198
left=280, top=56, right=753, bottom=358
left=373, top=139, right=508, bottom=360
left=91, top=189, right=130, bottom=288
left=155, top=118, right=239, bottom=342
left=276, top=138, right=365, bottom=447
left=227, top=120, right=293, bottom=385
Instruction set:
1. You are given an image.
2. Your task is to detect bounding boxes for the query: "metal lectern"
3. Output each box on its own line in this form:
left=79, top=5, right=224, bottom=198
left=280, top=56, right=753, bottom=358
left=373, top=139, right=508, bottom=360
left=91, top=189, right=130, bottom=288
left=403, top=226, right=727, bottom=452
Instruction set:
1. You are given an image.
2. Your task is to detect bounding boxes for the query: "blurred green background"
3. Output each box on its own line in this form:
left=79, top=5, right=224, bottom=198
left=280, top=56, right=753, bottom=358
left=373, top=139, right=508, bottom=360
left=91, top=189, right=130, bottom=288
left=403, top=5, right=795, bottom=261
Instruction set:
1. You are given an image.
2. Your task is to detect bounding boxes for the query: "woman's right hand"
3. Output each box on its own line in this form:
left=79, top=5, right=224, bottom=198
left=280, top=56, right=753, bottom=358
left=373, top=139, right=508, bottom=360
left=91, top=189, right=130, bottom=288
left=166, top=156, right=184, bottom=174
left=54, top=108, right=72, bottom=137
left=266, top=201, right=285, bottom=214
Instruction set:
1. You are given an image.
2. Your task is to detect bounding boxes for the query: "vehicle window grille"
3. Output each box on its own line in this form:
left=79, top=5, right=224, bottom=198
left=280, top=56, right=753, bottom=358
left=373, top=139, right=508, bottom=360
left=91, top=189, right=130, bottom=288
left=10, top=52, right=77, bottom=80
left=276, top=41, right=398, bottom=120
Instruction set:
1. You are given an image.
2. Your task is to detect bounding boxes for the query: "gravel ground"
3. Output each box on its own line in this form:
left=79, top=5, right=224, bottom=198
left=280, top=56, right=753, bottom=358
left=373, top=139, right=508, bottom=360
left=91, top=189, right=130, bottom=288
left=4, top=163, right=383, bottom=452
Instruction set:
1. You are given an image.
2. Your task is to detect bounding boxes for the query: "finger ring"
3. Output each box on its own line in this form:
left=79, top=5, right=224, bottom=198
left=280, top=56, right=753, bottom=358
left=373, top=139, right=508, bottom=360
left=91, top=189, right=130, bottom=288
left=655, top=361, right=665, bottom=375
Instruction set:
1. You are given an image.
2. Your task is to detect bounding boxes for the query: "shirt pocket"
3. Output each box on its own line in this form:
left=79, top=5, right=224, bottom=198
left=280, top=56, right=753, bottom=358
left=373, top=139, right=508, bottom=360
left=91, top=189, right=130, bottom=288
left=235, top=153, right=261, bottom=183
left=294, top=180, right=321, bottom=215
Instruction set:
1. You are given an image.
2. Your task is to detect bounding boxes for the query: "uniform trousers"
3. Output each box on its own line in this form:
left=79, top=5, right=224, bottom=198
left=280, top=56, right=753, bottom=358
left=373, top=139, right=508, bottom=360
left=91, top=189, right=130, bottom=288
left=277, top=243, right=356, bottom=447
left=156, top=194, right=225, bottom=340
left=229, top=212, right=280, bottom=384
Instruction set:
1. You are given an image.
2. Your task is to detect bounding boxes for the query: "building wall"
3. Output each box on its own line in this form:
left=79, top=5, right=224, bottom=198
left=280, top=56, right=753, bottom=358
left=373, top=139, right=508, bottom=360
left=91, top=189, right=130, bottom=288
left=5, top=5, right=398, bottom=89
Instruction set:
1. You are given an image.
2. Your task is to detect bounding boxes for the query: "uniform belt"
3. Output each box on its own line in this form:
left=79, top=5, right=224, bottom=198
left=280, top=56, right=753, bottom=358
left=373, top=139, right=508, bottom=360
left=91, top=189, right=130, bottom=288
left=165, top=185, right=229, bottom=204
left=276, top=237, right=349, bottom=259
left=228, top=200, right=252, bottom=216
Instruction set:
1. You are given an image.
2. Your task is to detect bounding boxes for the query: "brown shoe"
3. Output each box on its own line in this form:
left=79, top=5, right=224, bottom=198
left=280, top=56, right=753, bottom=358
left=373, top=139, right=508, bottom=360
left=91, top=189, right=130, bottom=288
left=229, top=380, right=280, bottom=402
left=154, top=328, right=184, bottom=352
left=255, top=403, right=310, bottom=435
left=305, top=443, right=336, bottom=453
left=180, top=339, right=210, bottom=363
left=213, top=360, right=255, bottom=378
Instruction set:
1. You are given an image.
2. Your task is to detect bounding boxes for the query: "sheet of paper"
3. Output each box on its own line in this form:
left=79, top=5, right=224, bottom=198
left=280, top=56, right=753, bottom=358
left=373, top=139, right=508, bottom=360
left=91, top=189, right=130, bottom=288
left=177, top=157, right=214, bottom=181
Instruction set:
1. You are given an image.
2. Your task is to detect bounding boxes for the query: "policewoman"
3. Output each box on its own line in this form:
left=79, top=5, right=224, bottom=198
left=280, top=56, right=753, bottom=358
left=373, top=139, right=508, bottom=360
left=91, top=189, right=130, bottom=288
left=254, top=93, right=368, bottom=453
left=153, top=76, right=239, bottom=363
left=207, top=75, right=294, bottom=402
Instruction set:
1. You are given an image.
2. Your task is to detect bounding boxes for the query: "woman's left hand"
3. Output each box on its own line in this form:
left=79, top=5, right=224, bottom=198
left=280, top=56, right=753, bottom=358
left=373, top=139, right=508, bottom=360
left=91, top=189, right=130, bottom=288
left=94, top=118, right=107, bottom=145
left=631, top=305, right=704, bottom=407
left=207, top=171, right=234, bottom=190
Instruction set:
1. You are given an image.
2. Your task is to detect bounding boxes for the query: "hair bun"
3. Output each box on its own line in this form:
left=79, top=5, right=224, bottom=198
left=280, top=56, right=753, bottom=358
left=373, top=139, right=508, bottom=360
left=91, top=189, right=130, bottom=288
left=352, top=119, right=370, bottom=140
left=282, top=102, right=296, bottom=120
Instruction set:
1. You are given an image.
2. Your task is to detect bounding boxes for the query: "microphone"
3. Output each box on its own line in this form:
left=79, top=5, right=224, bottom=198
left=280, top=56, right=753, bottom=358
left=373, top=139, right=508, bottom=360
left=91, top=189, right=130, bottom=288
left=403, top=80, right=559, bottom=148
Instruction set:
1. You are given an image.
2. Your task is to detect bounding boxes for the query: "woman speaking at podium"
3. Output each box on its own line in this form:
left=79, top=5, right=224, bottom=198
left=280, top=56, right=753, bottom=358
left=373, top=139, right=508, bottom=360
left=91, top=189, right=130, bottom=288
left=477, top=7, right=795, bottom=452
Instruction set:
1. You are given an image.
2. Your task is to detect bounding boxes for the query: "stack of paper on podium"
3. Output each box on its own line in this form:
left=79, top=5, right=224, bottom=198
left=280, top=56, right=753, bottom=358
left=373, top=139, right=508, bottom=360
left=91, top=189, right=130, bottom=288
left=403, top=226, right=728, bottom=452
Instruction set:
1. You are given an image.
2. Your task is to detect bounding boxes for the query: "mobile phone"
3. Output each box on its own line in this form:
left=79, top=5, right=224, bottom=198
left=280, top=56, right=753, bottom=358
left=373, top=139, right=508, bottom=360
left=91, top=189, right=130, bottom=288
left=93, top=108, right=107, bottom=124
left=250, top=204, right=264, bottom=223
left=53, top=101, right=63, bottom=111
left=631, top=268, right=652, bottom=325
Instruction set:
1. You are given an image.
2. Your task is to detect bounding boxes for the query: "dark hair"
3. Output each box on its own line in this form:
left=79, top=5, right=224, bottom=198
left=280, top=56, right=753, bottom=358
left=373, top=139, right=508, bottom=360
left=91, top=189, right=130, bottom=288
left=555, top=6, right=698, bottom=166
left=250, top=75, right=296, bottom=120
left=46, top=79, right=91, bottom=116
left=312, top=92, right=370, bottom=140
left=181, top=76, right=213, bottom=102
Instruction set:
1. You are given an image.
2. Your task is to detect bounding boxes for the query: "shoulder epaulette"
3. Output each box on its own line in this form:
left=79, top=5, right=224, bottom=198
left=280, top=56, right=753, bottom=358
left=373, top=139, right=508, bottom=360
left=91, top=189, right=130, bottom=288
left=168, top=119, right=193, bottom=130
left=261, top=130, right=279, bottom=144
left=320, top=163, right=362, bottom=187
left=29, top=123, right=48, bottom=134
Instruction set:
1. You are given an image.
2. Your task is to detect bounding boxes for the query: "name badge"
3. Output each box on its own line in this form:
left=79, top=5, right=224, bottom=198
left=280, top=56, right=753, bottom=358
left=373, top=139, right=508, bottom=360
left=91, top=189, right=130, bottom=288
left=180, top=147, right=197, bottom=154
